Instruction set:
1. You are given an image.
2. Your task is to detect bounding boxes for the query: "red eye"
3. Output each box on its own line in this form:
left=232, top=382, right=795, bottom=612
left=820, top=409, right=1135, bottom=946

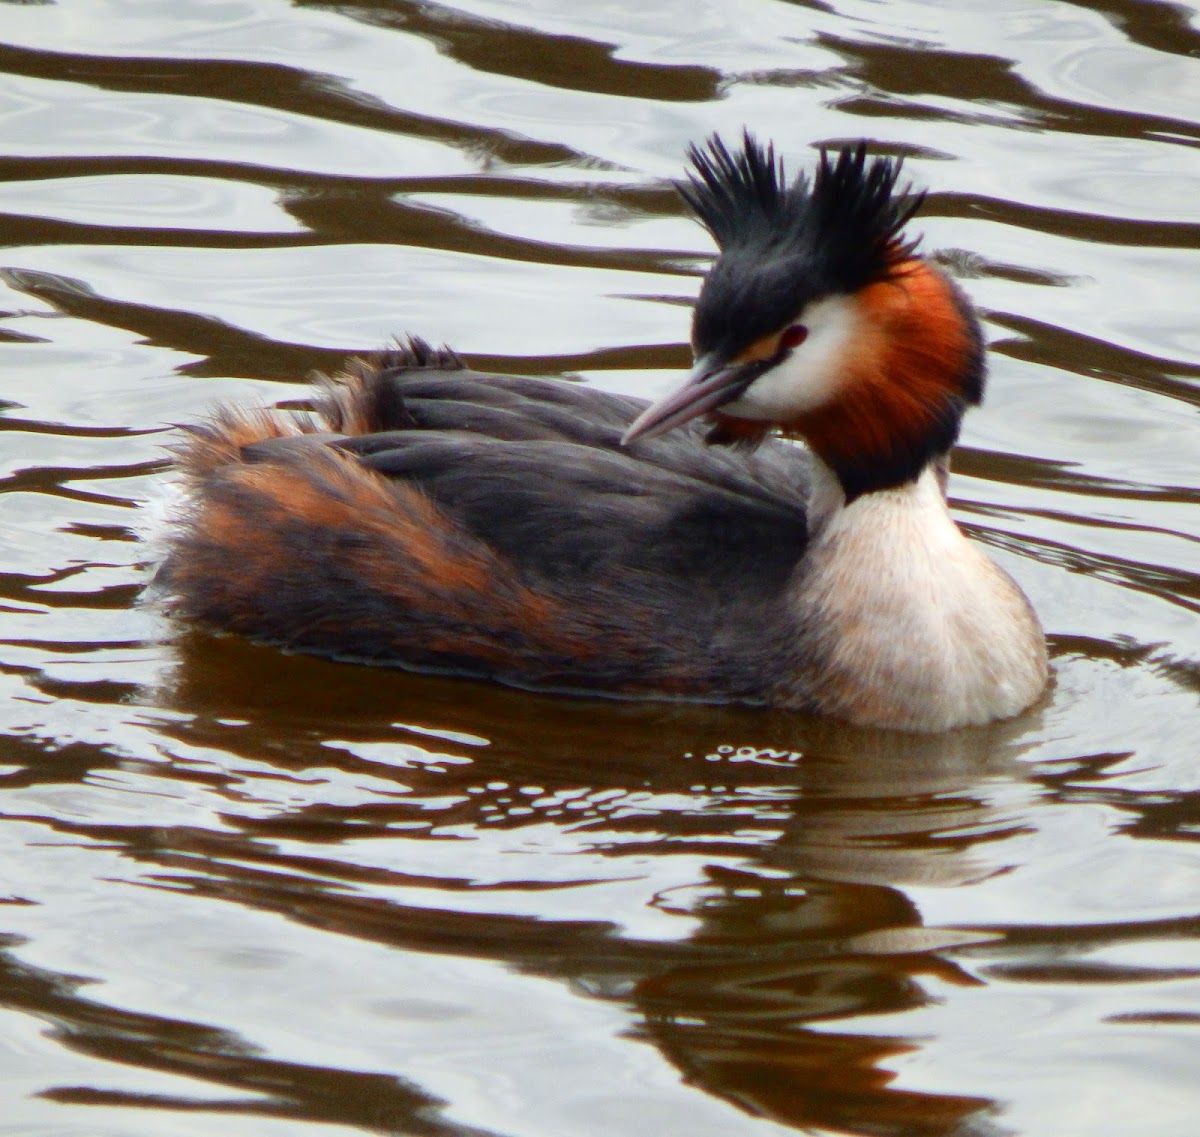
left=780, top=324, right=808, bottom=350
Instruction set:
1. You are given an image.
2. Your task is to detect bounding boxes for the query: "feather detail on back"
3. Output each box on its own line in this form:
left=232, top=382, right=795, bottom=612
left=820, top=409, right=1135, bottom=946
left=156, top=349, right=813, bottom=703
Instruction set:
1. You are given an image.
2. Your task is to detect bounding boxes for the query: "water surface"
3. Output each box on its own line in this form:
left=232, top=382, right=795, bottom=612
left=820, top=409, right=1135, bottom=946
left=0, top=2, right=1198, bottom=1135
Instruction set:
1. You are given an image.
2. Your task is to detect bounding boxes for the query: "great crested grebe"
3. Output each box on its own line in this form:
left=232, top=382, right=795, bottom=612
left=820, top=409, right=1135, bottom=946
left=156, top=134, right=1047, bottom=731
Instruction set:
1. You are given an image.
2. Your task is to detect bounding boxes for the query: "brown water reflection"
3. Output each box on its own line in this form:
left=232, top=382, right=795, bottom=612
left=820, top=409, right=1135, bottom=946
left=1, top=933, right=497, bottom=1137
left=1, top=633, right=1098, bottom=1135
left=1, top=0, right=1198, bottom=1135
left=13, top=636, right=1046, bottom=1136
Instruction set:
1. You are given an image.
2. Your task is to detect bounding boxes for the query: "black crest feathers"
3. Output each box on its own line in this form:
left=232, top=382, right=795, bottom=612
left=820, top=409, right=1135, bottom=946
left=679, top=132, right=923, bottom=294
left=680, top=133, right=926, bottom=363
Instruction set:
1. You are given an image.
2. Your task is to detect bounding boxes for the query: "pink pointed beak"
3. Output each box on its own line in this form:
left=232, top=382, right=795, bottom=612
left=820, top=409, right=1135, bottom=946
left=620, top=353, right=755, bottom=445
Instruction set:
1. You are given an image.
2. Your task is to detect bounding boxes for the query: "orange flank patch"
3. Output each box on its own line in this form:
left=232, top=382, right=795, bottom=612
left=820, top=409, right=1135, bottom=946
left=172, top=405, right=308, bottom=477
left=167, top=437, right=616, bottom=672
left=161, top=380, right=705, bottom=694
left=239, top=453, right=551, bottom=620
left=785, top=260, right=975, bottom=475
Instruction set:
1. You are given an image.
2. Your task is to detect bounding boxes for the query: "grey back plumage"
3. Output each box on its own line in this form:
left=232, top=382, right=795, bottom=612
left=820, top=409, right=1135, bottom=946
left=329, top=362, right=811, bottom=598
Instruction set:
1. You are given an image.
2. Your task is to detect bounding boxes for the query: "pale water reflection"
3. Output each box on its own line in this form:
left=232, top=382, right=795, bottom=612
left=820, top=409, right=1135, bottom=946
left=0, top=1, right=1198, bottom=1136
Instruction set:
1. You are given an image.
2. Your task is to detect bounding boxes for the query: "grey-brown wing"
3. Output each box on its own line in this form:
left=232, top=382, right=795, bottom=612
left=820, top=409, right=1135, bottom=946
left=330, top=365, right=812, bottom=598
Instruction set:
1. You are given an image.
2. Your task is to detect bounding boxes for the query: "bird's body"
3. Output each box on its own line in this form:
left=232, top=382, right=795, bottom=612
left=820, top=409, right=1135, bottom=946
left=156, top=137, right=1048, bottom=731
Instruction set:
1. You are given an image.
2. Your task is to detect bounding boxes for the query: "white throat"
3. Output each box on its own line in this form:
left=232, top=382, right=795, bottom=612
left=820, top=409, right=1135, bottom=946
left=792, top=460, right=1047, bottom=731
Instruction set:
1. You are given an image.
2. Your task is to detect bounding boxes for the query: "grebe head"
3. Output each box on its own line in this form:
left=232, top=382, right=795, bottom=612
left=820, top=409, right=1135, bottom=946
left=623, top=134, right=985, bottom=501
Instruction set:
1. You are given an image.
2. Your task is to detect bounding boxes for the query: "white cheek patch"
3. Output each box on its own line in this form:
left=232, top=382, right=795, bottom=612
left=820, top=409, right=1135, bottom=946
left=721, top=294, right=863, bottom=421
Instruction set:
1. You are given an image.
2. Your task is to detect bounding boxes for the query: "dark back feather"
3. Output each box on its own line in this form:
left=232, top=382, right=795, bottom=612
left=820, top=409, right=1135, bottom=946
left=332, top=364, right=811, bottom=595
left=162, top=352, right=815, bottom=703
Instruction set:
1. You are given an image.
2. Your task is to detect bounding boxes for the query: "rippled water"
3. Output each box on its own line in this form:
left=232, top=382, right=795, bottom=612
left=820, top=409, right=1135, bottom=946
left=0, top=1, right=1198, bottom=1135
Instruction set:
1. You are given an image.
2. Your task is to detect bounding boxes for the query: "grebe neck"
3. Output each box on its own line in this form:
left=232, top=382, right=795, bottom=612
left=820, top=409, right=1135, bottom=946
left=790, top=455, right=1047, bottom=731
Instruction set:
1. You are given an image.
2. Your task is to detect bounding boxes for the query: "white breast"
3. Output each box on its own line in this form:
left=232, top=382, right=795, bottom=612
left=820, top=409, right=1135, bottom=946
left=791, top=464, right=1048, bottom=731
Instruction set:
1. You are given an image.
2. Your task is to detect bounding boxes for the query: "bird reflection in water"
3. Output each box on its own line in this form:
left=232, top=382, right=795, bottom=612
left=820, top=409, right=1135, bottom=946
left=134, top=636, right=1046, bottom=1136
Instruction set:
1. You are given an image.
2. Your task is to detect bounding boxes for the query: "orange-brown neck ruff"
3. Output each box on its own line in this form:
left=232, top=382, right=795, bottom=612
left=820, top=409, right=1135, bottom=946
left=784, top=260, right=983, bottom=501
